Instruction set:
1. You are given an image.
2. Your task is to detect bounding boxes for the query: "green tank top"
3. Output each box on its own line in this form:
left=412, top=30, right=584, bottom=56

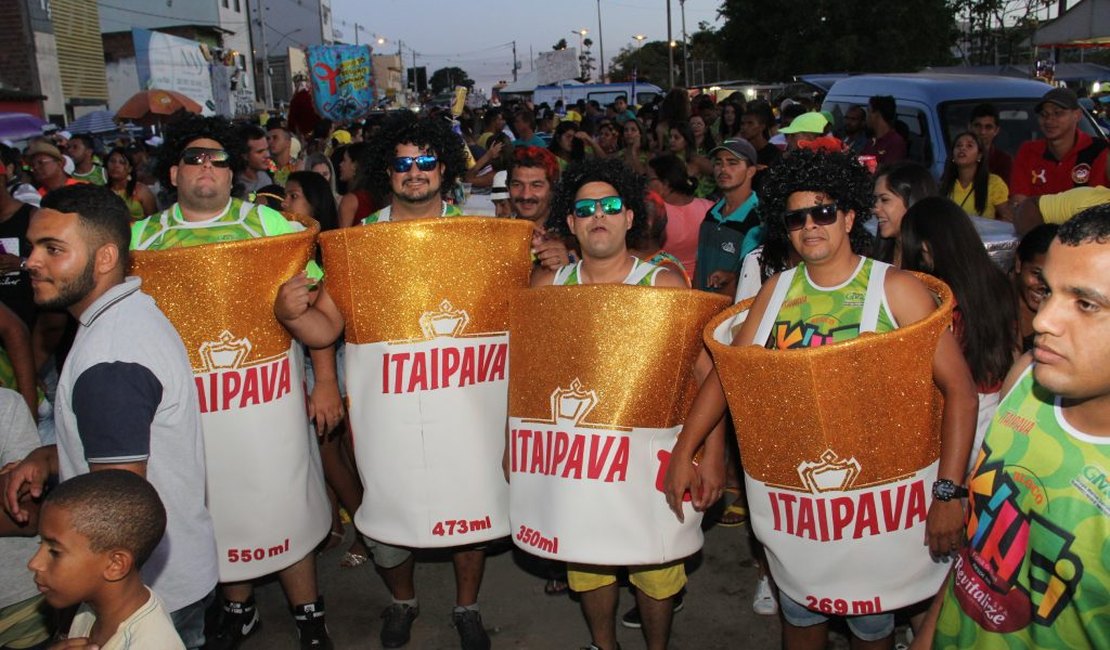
left=130, top=198, right=321, bottom=279
left=361, top=201, right=463, bottom=225
left=551, top=257, right=663, bottom=286
left=933, top=366, right=1110, bottom=650
left=755, top=257, right=896, bottom=349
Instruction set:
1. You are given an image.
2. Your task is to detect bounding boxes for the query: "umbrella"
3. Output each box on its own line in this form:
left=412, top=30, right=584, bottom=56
left=116, top=89, right=202, bottom=124
left=68, top=109, right=120, bottom=134
left=0, top=112, right=48, bottom=141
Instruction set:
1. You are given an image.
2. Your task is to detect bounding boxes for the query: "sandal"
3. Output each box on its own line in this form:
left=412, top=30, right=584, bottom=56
left=714, top=487, right=748, bottom=527
left=544, top=578, right=569, bottom=596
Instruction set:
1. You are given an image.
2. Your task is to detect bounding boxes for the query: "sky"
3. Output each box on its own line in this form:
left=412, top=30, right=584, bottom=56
left=328, top=0, right=724, bottom=92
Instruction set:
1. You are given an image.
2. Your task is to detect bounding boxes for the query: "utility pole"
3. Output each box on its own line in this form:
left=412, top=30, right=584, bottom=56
left=512, top=40, right=519, bottom=82
left=666, top=0, right=674, bottom=89
left=596, top=0, right=605, bottom=82
left=354, top=22, right=360, bottom=45
left=680, top=0, right=688, bottom=86
left=255, top=0, right=272, bottom=109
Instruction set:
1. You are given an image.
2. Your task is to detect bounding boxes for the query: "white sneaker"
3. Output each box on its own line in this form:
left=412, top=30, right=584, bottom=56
left=752, top=575, right=778, bottom=616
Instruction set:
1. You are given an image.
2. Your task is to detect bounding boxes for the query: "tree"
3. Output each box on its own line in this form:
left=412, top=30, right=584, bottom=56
left=429, top=66, right=474, bottom=95
left=553, top=38, right=568, bottom=51
left=716, top=0, right=958, bottom=80
left=609, top=40, right=677, bottom=86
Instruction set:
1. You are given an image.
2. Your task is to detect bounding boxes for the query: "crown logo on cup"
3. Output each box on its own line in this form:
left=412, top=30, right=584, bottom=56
left=199, top=330, right=253, bottom=371
left=419, top=299, right=470, bottom=338
left=797, top=449, right=862, bottom=493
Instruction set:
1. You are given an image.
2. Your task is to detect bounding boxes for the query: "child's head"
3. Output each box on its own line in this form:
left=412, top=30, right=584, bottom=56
left=28, top=470, right=166, bottom=608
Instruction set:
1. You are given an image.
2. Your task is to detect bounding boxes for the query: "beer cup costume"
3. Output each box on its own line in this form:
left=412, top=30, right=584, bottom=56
left=130, top=215, right=329, bottom=581
left=319, top=217, right=532, bottom=547
left=704, top=269, right=955, bottom=613
left=508, top=284, right=729, bottom=564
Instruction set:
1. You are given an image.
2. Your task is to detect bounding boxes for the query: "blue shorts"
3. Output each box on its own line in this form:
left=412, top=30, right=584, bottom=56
left=778, top=590, right=894, bottom=642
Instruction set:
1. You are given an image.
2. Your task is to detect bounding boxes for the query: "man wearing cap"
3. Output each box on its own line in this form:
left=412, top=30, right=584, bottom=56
left=490, top=170, right=512, bottom=218
left=27, top=142, right=80, bottom=197
left=695, top=139, right=761, bottom=296
left=780, top=112, right=831, bottom=152
left=862, top=95, right=907, bottom=165
left=1010, top=87, right=1109, bottom=203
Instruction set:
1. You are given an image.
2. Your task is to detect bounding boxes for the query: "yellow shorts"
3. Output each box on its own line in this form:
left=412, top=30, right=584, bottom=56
left=566, top=560, right=686, bottom=600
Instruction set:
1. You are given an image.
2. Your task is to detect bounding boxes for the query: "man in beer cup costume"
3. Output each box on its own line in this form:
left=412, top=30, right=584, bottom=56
left=516, top=158, right=729, bottom=650
left=129, top=115, right=333, bottom=650
left=276, top=113, right=532, bottom=650
left=665, top=150, right=979, bottom=650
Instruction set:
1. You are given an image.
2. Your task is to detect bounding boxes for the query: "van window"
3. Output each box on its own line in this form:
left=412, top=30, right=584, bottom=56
left=895, top=107, right=932, bottom=167
left=939, top=99, right=1104, bottom=159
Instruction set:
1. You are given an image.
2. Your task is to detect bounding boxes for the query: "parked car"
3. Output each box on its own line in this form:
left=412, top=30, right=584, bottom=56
left=821, top=73, right=1107, bottom=179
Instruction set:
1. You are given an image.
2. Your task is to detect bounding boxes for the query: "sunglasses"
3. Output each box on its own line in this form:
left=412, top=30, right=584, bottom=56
left=783, top=203, right=839, bottom=231
left=180, top=148, right=232, bottom=168
left=573, top=196, right=624, bottom=218
left=392, top=155, right=438, bottom=173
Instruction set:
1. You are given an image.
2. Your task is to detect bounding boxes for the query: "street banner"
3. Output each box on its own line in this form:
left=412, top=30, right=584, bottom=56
left=319, top=217, right=532, bottom=548
left=130, top=217, right=329, bottom=582
left=306, top=44, right=376, bottom=123
left=705, top=273, right=954, bottom=614
left=508, top=285, right=729, bottom=564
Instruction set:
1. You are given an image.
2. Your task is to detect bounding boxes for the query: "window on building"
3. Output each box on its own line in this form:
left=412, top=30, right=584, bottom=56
left=234, top=0, right=241, bottom=11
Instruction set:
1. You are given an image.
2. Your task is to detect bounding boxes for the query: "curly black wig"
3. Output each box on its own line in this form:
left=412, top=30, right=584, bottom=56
left=757, top=149, right=876, bottom=276
left=361, top=112, right=466, bottom=201
left=545, top=157, right=647, bottom=246
left=155, top=113, right=245, bottom=188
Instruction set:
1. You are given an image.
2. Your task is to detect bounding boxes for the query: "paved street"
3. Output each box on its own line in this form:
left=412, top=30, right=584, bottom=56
left=247, top=515, right=783, bottom=649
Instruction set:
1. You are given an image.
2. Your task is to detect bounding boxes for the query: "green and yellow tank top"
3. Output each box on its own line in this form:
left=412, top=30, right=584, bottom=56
left=361, top=201, right=463, bottom=225
left=551, top=256, right=664, bottom=286
left=753, top=257, right=897, bottom=349
left=933, top=365, right=1110, bottom=649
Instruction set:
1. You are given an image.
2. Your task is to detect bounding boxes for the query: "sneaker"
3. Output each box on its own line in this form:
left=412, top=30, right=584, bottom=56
left=451, top=609, right=491, bottom=650
left=752, top=575, right=778, bottom=616
left=293, top=599, right=333, bottom=649
left=619, top=591, right=684, bottom=629
left=206, top=598, right=261, bottom=650
left=380, top=603, right=419, bottom=648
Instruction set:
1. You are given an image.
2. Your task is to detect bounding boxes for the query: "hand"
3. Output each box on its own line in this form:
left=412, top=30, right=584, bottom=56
left=663, top=453, right=699, bottom=523
left=275, top=273, right=315, bottom=323
left=692, top=456, right=725, bottom=512
left=487, top=140, right=504, bottom=158
left=1, top=455, right=49, bottom=523
left=925, top=498, right=965, bottom=557
left=0, top=253, right=22, bottom=274
left=533, top=237, right=571, bottom=271
left=308, top=377, right=344, bottom=437
left=706, top=270, right=738, bottom=295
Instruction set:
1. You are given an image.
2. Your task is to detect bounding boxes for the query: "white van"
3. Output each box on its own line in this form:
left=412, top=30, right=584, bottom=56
left=821, top=73, right=1107, bottom=179
left=532, top=82, right=664, bottom=110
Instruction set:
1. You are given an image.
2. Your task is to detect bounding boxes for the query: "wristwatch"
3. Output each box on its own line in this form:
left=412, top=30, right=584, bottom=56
left=932, top=479, right=968, bottom=502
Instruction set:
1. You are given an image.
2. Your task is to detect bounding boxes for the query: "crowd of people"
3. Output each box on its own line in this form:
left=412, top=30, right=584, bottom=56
left=0, top=81, right=1107, bottom=650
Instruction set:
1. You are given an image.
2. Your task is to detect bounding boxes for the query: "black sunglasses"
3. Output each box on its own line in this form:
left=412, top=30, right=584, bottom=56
left=180, top=147, right=232, bottom=168
left=783, top=203, right=839, bottom=231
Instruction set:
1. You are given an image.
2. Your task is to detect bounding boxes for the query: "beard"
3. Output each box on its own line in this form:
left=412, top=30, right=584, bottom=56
left=35, top=258, right=96, bottom=311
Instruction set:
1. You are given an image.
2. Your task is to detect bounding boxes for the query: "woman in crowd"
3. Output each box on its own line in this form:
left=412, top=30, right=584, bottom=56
left=595, top=119, right=622, bottom=156
left=1012, top=223, right=1059, bottom=353
left=670, top=121, right=715, bottom=198
left=621, top=118, right=650, bottom=174
left=282, top=170, right=370, bottom=567
left=304, top=152, right=338, bottom=202
left=715, top=98, right=744, bottom=141
left=652, top=87, right=691, bottom=155
left=871, top=161, right=937, bottom=265
left=939, top=131, right=1011, bottom=221
left=336, top=142, right=380, bottom=227
left=105, top=147, right=156, bottom=220
left=548, top=121, right=585, bottom=169
left=629, top=190, right=689, bottom=283
left=646, top=154, right=714, bottom=277
left=690, top=114, right=717, bottom=156
left=899, top=196, right=1018, bottom=473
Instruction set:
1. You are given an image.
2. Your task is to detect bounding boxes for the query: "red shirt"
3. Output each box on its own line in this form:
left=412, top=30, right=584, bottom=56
left=986, top=145, right=1012, bottom=185
left=1010, top=130, right=1109, bottom=197
left=861, top=130, right=907, bottom=165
